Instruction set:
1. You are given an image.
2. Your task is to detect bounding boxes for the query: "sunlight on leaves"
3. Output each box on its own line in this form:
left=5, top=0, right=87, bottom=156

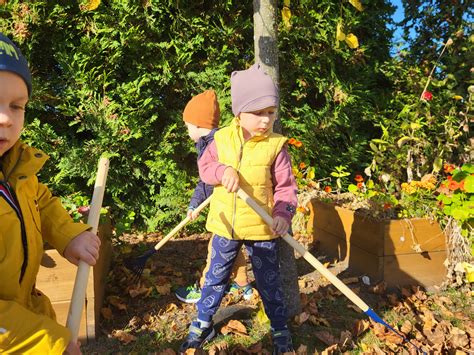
left=349, top=0, right=364, bottom=11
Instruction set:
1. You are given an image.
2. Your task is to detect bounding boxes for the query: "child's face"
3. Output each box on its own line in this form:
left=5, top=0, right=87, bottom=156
left=239, top=106, right=276, bottom=139
left=0, top=71, right=28, bottom=157
left=185, top=121, right=211, bottom=142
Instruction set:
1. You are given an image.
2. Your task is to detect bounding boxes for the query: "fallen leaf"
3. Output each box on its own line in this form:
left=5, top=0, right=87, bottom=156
left=207, top=340, right=229, bottom=354
left=294, top=312, right=310, bottom=325
left=298, top=279, right=307, bottom=288
left=339, top=330, right=352, bottom=346
left=111, top=329, right=136, bottom=344
left=221, top=319, right=248, bottom=336
left=129, top=285, right=152, bottom=298
left=159, top=349, right=176, bottom=355
left=107, top=295, right=127, bottom=310
left=352, top=319, right=370, bottom=337
left=127, top=316, right=141, bottom=329
left=449, top=327, right=469, bottom=349
left=156, top=283, right=171, bottom=295
left=296, top=344, right=307, bottom=354
left=387, top=293, right=399, bottom=306
left=309, top=315, right=331, bottom=327
left=101, top=307, right=113, bottom=320
left=321, top=343, right=338, bottom=354
left=400, top=320, right=412, bottom=335
left=369, top=281, right=386, bottom=294
left=314, top=330, right=337, bottom=345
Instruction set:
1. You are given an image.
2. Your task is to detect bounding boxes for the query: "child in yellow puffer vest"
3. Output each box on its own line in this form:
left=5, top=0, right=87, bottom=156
left=0, top=33, right=100, bottom=355
left=179, top=64, right=298, bottom=355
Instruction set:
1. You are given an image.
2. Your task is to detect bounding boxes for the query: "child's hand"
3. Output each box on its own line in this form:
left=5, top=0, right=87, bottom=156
left=187, top=209, right=200, bottom=221
left=272, top=216, right=289, bottom=236
left=222, top=166, right=239, bottom=192
left=64, top=231, right=101, bottom=266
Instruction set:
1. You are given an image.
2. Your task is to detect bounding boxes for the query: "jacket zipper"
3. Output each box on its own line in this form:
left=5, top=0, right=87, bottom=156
left=2, top=147, right=29, bottom=283
left=231, top=143, right=244, bottom=238
left=0, top=181, right=28, bottom=283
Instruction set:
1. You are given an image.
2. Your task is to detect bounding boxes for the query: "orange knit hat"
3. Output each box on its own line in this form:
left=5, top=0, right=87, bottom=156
left=183, top=90, right=220, bottom=129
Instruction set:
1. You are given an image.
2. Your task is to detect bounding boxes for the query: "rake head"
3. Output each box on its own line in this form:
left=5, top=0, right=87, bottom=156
left=124, top=248, right=157, bottom=282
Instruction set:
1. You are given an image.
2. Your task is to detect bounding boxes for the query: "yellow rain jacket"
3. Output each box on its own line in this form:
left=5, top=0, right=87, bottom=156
left=0, top=141, right=90, bottom=354
left=206, top=118, right=287, bottom=240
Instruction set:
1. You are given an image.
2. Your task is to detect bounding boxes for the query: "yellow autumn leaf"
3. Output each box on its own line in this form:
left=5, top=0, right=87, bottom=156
left=281, top=6, right=292, bottom=29
left=349, top=0, right=364, bottom=11
left=336, top=23, right=346, bottom=41
left=85, top=0, right=100, bottom=11
left=453, top=95, right=463, bottom=100
left=344, top=33, right=359, bottom=48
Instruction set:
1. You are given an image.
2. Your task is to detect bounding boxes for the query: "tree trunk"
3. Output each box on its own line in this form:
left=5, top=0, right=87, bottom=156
left=253, top=0, right=301, bottom=318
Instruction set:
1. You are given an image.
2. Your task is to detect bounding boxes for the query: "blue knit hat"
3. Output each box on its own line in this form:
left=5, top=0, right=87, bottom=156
left=0, top=33, right=32, bottom=96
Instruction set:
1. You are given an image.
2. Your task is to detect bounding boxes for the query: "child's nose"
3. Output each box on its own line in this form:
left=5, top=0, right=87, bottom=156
left=0, top=109, right=13, bottom=126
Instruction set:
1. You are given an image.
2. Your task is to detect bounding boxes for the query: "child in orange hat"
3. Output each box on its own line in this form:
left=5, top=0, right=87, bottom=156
left=174, top=90, right=253, bottom=304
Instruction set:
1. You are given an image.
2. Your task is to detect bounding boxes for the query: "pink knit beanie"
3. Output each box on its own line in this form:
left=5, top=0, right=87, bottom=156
left=230, top=63, right=279, bottom=116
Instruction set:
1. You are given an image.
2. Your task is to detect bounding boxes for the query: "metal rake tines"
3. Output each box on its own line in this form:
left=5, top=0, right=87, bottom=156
left=124, top=248, right=157, bottom=281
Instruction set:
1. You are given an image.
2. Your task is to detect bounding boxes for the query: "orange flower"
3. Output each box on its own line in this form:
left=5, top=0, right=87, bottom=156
left=299, top=162, right=306, bottom=169
left=383, top=203, right=391, bottom=210
left=448, top=180, right=460, bottom=191
left=297, top=206, right=306, bottom=213
left=354, top=174, right=364, bottom=182
left=460, top=180, right=465, bottom=191
left=443, top=163, right=456, bottom=174
left=357, top=182, right=363, bottom=189
left=294, top=140, right=303, bottom=148
left=288, top=138, right=297, bottom=145
left=324, top=186, right=332, bottom=193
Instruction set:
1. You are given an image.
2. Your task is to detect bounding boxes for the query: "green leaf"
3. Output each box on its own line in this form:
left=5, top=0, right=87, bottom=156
left=465, top=175, right=474, bottom=193
left=348, top=184, right=358, bottom=193
left=462, top=163, right=474, bottom=174
left=433, top=157, right=443, bottom=173
left=397, top=136, right=411, bottom=147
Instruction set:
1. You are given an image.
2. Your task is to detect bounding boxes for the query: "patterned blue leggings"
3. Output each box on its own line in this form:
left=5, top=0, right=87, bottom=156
left=197, top=234, right=288, bottom=330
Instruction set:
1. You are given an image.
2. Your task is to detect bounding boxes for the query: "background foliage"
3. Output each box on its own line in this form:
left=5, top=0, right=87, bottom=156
left=1, top=0, right=472, bottom=232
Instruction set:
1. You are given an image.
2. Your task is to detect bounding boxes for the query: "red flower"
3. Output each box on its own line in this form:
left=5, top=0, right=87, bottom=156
left=324, top=186, right=332, bottom=193
left=354, top=174, right=364, bottom=182
left=383, top=203, right=392, bottom=210
left=294, top=140, right=303, bottom=148
left=288, top=138, right=297, bottom=145
left=421, top=90, right=433, bottom=101
left=357, top=182, right=364, bottom=189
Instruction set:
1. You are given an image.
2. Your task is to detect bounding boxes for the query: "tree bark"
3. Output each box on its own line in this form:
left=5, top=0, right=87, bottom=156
left=253, top=0, right=301, bottom=318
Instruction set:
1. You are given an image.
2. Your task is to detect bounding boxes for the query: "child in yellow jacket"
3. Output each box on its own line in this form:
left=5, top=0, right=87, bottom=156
left=179, top=64, right=298, bottom=354
left=0, top=33, right=100, bottom=355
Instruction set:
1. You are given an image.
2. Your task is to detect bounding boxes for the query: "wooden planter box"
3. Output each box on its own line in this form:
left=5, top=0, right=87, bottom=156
left=36, top=219, right=112, bottom=343
left=307, top=200, right=447, bottom=288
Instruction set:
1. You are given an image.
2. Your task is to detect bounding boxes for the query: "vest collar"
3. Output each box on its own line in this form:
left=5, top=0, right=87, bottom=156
left=231, top=117, right=273, bottom=144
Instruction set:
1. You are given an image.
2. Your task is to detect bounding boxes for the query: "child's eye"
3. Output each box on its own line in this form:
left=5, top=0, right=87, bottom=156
left=11, top=104, right=25, bottom=111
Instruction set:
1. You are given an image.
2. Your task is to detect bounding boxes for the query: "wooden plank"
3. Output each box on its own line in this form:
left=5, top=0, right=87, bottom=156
left=346, top=242, right=383, bottom=283
left=383, top=250, right=447, bottom=287
left=384, top=219, right=446, bottom=255
left=311, top=200, right=384, bottom=256
left=313, top=227, right=348, bottom=262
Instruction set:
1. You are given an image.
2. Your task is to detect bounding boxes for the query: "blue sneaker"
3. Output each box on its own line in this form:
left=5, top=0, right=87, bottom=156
left=227, top=282, right=254, bottom=300
left=175, top=283, right=201, bottom=304
left=271, top=327, right=294, bottom=355
left=179, top=320, right=216, bottom=353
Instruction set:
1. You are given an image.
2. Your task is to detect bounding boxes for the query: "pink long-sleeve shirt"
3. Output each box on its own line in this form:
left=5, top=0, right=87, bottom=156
left=198, top=140, right=298, bottom=225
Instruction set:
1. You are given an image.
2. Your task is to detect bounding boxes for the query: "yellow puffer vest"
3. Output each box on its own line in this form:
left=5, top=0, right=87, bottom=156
left=206, top=119, right=287, bottom=240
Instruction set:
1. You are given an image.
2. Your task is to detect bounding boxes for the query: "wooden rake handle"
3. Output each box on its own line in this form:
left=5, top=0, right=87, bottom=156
left=66, top=157, right=110, bottom=341
left=152, top=195, right=212, bottom=252
left=236, top=188, right=369, bottom=312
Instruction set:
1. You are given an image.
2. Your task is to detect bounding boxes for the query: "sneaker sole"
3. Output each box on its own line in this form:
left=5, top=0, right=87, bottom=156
left=175, top=293, right=201, bottom=304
